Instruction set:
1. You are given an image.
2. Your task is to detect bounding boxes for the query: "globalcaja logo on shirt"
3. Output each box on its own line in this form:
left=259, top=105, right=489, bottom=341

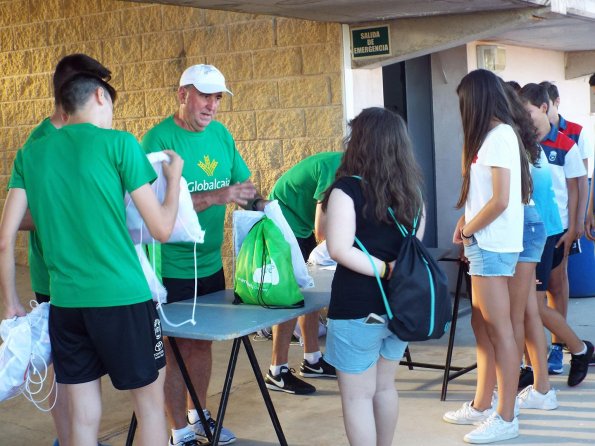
left=188, top=178, right=231, bottom=192
left=198, top=155, right=218, bottom=176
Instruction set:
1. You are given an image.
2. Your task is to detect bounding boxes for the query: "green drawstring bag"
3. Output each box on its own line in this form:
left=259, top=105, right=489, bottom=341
left=234, top=216, right=304, bottom=308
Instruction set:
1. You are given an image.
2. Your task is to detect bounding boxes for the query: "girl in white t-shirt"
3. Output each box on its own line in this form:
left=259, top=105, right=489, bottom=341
left=443, top=69, right=532, bottom=444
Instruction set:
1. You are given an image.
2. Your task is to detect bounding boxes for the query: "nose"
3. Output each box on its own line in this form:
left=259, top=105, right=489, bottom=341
left=205, top=96, right=217, bottom=109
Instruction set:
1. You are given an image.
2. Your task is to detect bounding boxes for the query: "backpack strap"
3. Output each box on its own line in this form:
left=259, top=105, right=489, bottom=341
left=353, top=236, right=394, bottom=321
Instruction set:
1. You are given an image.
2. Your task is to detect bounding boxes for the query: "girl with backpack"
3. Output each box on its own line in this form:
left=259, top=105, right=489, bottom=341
left=321, top=107, right=425, bottom=446
left=443, top=69, right=532, bottom=444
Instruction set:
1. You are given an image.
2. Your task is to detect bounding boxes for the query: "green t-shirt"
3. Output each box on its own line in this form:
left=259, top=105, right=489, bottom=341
left=10, top=123, right=156, bottom=308
left=269, top=152, right=342, bottom=238
left=18, top=118, right=57, bottom=295
left=142, top=116, right=251, bottom=279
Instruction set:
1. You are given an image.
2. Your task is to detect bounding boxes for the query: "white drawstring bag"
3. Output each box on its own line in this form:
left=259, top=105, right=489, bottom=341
left=135, top=244, right=167, bottom=304
left=0, top=302, right=52, bottom=405
left=232, top=201, right=314, bottom=289
left=125, top=151, right=205, bottom=245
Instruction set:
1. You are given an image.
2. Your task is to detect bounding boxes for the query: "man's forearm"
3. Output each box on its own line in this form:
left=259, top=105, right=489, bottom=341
left=18, top=209, right=35, bottom=231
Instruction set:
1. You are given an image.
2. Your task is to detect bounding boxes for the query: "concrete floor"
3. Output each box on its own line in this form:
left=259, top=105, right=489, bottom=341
left=1, top=265, right=594, bottom=446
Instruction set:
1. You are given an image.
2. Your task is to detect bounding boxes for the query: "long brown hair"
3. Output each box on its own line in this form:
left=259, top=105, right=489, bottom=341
left=456, top=69, right=532, bottom=208
left=322, top=107, right=424, bottom=229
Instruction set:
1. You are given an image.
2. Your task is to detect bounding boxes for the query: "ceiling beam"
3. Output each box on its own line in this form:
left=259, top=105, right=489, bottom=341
left=349, top=7, right=553, bottom=68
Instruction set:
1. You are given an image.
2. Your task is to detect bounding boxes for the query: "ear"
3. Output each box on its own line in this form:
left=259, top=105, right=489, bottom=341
left=540, top=103, right=548, bottom=114
left=554, top=97, right=561, bottom=108
left=96, top=86, right=106, bottom=106
left=177, top=86, right=187, bottom=105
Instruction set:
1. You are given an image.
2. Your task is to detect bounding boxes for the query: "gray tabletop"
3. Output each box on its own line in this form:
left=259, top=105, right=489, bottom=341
left=160, top=266, right=334, bottom=341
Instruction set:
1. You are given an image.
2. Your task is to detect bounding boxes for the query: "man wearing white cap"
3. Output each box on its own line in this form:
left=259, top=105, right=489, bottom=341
left=142, top=64, right=262, bottom=446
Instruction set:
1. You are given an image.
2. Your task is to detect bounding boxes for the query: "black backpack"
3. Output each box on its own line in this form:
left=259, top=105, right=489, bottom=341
left=355, top=208, right=451, bottom=342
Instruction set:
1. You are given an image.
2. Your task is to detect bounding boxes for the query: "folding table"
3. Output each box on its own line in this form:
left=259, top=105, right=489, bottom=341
left=125, top=266, right=334, bottom=445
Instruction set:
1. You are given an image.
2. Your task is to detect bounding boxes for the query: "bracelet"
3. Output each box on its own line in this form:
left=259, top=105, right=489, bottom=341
left=460, top=227, right=473, bottom=239
left=251, top=198, right=262, bottom=211
left=385, top=261, right=393, bottom=280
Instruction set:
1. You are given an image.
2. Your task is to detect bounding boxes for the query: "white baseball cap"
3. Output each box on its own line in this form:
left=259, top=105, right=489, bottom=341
left=179, top=64, right=233, bottom=96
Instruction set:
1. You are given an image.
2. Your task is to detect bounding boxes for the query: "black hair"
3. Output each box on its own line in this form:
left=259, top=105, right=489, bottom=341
left=589, top=74, right=595, bottom=87
left=539, top=81, right=559, bottom=102
left=53, top=54, right=111, bottom=105
left=57, top=72, right=117, bottom=115
left=519, top=83, right=550, bottom=111
left=506, top=80, right=521, bottom=93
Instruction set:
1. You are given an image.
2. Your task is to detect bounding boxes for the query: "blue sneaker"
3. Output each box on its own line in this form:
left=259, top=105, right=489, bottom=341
left=548, top=344, right=564, bottom=375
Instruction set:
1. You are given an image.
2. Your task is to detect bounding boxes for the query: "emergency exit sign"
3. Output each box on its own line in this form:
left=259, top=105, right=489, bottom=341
left=351, top=25, right=390, bottom=58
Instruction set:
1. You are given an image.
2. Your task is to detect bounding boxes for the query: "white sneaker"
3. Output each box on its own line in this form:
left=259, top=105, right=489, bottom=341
left=517, top=385, right=558, bottom=410
left=188, top=409, right=236, bottom=445
left=464, top=412, right=519, bottom=444
left=443, top=401, right=493, bottom=425
left=491, top=390, right=520, bottom=417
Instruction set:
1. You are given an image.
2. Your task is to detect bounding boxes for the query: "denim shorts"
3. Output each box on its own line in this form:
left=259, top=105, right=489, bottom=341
left=324, top=316, right=408, bottom=374
left=463, top=237, right=519, bottom=277
left=518, top=206, right=546, bottom=263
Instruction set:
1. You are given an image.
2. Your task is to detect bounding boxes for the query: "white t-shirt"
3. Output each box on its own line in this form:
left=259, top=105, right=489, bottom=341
left=465, top=124, right=523, bottom=253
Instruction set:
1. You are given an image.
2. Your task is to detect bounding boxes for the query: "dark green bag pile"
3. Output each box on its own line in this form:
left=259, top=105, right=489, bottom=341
left=234, top=216, right=304, bottom=308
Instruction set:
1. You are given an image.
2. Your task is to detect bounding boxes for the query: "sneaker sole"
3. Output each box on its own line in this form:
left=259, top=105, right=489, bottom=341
left=299, top=371, right=337, bottom=378
left=266, top=382, right=297, bottom=394
left=548, top=368, right=564, bottom=375
left=196, top=436, right=236, bottom=446
left=464, top=431, right=519, bottom=444
left=520, top=402, right=558, bottom=410
left=442, top=415, right=483, bottom=425
left=265, top=382, right=316, bottom=395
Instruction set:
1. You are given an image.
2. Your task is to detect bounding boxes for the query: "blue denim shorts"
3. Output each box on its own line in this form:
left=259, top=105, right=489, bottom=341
left=463, top=237, right=519, bottom=277
left=324, top=316, right=408, bottom=374
left=518, top=206, right=546, bottom=263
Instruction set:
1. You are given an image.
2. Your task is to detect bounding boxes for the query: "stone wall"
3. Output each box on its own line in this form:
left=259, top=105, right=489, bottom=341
left=0, top=0, right=345, bottom=273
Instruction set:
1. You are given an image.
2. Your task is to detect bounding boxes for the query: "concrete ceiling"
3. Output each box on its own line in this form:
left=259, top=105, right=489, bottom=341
left=138, top=0, right=544, bottom=23
left=131, top=0, right=595, bottom=52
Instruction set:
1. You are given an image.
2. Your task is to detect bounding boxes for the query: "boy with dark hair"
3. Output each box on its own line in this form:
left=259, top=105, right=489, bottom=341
left=0, top=72, right=184, bottom=446
left=519, top=84, right=593, bottom=387
left=539, top=81, right=591, bottom=374
left=19, top=53, right=112, bottom=446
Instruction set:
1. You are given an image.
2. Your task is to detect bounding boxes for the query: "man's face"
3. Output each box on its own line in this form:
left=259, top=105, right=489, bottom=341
left=524, top=101, right=548, bottom=138
left=180, top=86, right=222, bottom=132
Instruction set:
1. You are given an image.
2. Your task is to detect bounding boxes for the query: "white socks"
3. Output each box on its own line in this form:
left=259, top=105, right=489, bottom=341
left=304, top=351, right=322, bottom=364
left=270, top=363, right=288, bottom=376
left=171, top=426, right=194, bottom=443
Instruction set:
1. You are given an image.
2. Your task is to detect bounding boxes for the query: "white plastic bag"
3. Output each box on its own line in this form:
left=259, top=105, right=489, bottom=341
left=232, top=201, right=314, bottom=289
left=125, top=151, right=205, bottom=244
left=0, top=302, right=51, bottom=403
left=135, top=244, right=167, bottom=304
left=307, top=240, right=337, bottom=266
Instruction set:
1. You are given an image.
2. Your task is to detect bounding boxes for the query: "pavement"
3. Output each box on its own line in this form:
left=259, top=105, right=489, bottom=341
left=1, top=264, right=594, bottom=446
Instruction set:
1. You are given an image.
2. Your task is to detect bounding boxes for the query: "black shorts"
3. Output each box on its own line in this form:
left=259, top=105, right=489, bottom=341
left=35, top=292, right=50, bottom=304
left=297, top=234, right=317, bottom=262
left=49, top=300, right=165, bottom=390
left=162, top=268, right=225, bottom=304
left=536, top=232, right=565, bottom=292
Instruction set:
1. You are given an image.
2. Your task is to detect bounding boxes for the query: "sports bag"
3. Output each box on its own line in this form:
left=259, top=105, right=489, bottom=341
left=234, top=216, right=304, bottom=308
left=355, top=208, right=451, bottom=342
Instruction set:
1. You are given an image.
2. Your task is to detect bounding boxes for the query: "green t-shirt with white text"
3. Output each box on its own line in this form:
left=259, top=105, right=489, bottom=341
left=14, top=118, right=57, bottom=295
left=10, top=123, right=156, bottom=308
left=269, top=152, right=342, bottom=238
left=142, top=116, right=251, bottom=279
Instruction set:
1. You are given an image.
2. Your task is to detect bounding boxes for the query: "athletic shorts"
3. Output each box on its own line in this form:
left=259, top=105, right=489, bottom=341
left=536, top=232, right=564, bottom=291
left=297, top=234, right=317, bottom=263
left=49, top=300, right=165, bottom=390
left=518, top=206, right=546, bottom=263
left=35, top=292, right=50, bottom=304
left=162, top=268, right=225, bottom=304
left=324, top=316, right=408, bottom=374
left=463, top=236, right=518, bottom=277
